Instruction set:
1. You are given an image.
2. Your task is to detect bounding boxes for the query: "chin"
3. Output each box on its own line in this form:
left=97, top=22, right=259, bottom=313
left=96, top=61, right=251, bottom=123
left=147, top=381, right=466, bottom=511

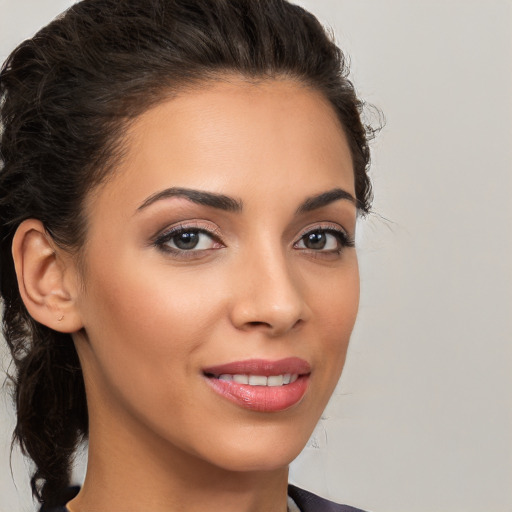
left=189, top=422, right=314, bottom=473
left=206, top=448, right=300, bottom=473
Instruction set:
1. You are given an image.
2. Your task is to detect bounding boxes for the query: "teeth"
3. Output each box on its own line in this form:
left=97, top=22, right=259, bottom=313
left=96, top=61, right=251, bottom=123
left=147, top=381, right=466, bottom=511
left=217, top=374, right=299, bottom=386
left=267, top=375, right=284, bottom=387
left=249, top=375, right=267, bottom=386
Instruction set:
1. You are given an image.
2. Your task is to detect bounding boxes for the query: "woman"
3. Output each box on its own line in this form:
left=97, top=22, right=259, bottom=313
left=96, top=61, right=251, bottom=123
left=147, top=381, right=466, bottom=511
left=0, top=0, right=375, bottom=510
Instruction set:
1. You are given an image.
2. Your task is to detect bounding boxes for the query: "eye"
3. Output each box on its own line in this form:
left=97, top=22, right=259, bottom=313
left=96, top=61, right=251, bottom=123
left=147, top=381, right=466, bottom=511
left=154, top=225, right=223, bottom=254
left=168, top=230, right=212, bottom=250
left=294, top=227, right=354, bottom=253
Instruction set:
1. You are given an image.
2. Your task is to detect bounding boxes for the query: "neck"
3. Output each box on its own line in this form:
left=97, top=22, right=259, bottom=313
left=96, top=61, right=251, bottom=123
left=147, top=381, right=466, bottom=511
left=68, top=403, right=290, bottom=512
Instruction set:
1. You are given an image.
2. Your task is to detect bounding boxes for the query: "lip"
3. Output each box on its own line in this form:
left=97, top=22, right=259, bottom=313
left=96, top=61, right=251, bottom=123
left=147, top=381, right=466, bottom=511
left=203, top=357, right=311, bottom=377
left=203, top=357, right=311, bottom=412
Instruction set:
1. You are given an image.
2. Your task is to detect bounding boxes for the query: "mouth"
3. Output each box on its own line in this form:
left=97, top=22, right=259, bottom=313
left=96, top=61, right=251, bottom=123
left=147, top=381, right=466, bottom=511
left=202, top=358, right=311, bottom=412
left=205, top=373, right=299, bottom=386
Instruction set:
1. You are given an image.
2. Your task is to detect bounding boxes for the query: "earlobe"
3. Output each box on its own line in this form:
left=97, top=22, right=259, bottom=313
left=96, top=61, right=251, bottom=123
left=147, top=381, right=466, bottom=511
left=12, top=219, right=84, bottom=333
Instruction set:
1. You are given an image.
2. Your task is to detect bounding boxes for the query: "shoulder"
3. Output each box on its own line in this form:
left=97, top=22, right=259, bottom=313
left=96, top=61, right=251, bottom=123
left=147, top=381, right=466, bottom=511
left=288, top=484, right=369, bottom=512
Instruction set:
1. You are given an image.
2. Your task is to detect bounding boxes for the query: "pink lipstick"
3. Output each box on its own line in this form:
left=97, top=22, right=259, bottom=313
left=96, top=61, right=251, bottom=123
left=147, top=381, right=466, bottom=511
left=203, top=357, right=311, bottom=412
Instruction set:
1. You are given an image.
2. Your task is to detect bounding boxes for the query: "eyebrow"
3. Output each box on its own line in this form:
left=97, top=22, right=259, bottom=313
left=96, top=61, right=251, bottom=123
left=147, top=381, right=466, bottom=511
left=137, top=187, right=243, bottom=212
left=296, top=188, right=356, bottom=214
left=136, top=186, right=355, bottom=214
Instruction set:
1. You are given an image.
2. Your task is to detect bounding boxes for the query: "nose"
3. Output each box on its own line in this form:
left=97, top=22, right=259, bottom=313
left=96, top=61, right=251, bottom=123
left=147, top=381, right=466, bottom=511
left=228, top=250, right=309, bottom=336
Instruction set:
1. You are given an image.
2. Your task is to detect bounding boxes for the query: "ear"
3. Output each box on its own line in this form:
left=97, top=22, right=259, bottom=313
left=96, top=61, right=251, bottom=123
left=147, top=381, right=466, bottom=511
left=12, top=219, right=84, bottom=333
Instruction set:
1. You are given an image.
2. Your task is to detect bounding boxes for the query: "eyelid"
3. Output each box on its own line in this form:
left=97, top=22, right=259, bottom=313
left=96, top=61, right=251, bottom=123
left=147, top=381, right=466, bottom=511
left=150, top=220, right=354, bottom=255
left=293, top=222, right=355, bottom=255
left=152, top=220, right=223, bottom=247
left=295, top=222, right=354, bottom=243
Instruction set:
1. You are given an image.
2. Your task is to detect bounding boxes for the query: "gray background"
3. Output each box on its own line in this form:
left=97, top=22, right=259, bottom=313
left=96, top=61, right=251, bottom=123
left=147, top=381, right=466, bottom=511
left=1, top=1, right=511, bottom=511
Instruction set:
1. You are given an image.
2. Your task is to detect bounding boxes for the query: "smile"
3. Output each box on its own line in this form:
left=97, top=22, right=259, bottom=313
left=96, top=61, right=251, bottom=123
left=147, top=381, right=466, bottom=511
left=203, top=358, right=310, bottom=412
left=212, top=374, right=299, bottom=386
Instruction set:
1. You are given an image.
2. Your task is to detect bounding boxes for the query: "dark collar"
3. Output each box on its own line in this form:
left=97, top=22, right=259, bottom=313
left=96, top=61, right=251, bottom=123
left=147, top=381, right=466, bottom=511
left=288, top=484, right=368, bottom=512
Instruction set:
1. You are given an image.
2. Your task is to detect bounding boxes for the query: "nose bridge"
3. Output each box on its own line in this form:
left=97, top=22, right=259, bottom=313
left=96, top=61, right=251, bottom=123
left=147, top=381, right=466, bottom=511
left=229, top=240, right=307, bottom=334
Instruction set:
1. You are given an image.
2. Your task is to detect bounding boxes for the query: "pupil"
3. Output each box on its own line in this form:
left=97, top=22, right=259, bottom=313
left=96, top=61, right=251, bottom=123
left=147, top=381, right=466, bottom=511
left=305, top=232, right=326, bottom=249
left=174, top=231, right=199, bottom=250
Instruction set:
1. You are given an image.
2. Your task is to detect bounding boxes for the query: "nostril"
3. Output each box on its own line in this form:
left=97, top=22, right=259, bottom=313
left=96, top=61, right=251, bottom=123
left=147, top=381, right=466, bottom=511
left=244, top=318, right=303, bottom=332
left=230, top=292, right=307, bottom=334
left=292, top=318, right=303, bottom=329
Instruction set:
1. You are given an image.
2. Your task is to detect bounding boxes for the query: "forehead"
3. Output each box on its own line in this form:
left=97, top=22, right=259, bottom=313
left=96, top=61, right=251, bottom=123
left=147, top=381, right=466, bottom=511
left=86, top=78, right=355, bottom=215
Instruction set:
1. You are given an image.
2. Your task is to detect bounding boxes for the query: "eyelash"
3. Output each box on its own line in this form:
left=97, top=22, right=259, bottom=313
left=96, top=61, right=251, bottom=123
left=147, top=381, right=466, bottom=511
left=153, top=223, right=354, bottom=258
left=294, top=224, right=355, bottom=255
left=153, top=223, right=223, bottom=258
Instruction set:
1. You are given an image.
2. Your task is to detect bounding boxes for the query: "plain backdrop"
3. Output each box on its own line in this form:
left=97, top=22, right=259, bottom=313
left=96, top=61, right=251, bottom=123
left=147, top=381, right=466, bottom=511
left=1, top=1, right=511, bottom=511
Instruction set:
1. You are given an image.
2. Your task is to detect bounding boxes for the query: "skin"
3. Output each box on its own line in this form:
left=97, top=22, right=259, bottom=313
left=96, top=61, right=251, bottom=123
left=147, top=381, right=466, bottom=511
left=17, top=78, right=360, bottom=512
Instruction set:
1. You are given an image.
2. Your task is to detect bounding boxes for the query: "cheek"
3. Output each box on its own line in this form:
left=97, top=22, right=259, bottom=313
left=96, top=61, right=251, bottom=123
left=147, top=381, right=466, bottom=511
left=76, top=255, right=225, bottom=408
left=308, top=258, right=360, bottom=387
left=83, top=249, right=221, bottom=338
left=310, top=255, right=359, bottom=330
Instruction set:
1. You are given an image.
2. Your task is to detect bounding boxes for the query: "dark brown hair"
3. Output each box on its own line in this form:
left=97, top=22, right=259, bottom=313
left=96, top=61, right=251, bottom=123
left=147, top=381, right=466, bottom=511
left=0, top=0, right=375, bottom=506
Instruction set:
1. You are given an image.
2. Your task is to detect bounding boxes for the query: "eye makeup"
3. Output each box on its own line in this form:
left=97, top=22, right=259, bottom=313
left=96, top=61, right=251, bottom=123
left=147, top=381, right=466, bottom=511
left=151, top=217, right=354, bottom=262
left=293, top=222, right=355, bottom=257
left=152, top=221, right=225, bottom=259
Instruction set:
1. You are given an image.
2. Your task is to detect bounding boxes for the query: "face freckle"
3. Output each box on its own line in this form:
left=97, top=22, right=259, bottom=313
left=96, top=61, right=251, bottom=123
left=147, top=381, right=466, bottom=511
left=72, top=77, right=360, bottom=474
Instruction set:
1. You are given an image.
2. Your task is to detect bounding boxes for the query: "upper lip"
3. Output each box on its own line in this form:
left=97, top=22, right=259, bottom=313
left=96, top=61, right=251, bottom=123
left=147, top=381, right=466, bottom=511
left=202, top=357, right=311, bottom=377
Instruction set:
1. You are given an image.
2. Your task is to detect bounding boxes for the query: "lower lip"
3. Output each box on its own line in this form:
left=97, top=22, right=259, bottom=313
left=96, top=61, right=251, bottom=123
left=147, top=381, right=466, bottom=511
left=205, top=375, right=309, bottom=412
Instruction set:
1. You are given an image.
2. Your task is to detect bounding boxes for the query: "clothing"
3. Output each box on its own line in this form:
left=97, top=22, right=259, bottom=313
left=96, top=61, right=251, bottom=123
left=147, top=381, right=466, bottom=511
left=288, top=484, right=367, bottom=512
left=40, top=484, right=368, bottom=512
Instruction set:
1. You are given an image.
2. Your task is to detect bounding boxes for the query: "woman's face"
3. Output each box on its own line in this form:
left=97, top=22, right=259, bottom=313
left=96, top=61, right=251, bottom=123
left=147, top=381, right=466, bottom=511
left=72, top=78, right=359, bottom=473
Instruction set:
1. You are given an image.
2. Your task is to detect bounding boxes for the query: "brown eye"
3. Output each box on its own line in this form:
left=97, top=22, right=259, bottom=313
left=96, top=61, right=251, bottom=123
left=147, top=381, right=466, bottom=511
left=155, top=227, right=221, bottom=253
left=303, top=231, right=328, bottom=250
left=173, top=231, right=200, bottom=250
left=294, top=227, right=354, bottom=253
